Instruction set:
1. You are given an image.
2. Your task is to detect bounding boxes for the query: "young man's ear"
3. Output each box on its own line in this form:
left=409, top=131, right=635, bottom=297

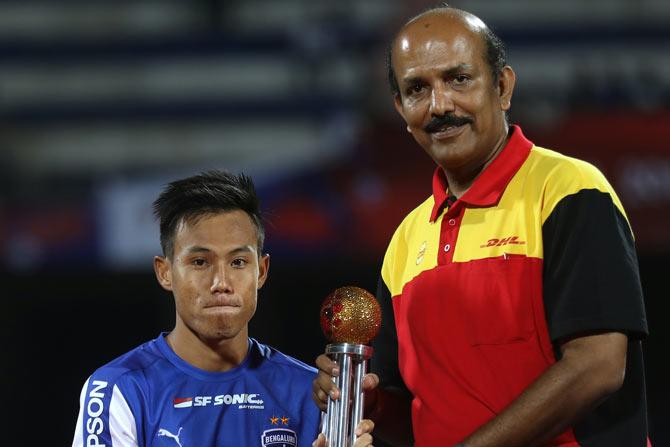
left=257, top=254, right=270, bottom=290
left=154, top=256, right=173, bottom=292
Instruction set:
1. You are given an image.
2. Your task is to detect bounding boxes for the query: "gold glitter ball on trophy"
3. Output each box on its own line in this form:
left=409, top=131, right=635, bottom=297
left=320, top=286, right=382, bottom=344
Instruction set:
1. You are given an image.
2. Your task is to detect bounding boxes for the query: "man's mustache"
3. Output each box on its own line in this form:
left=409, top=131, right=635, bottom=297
left=424, top=114, right=474, bottom=133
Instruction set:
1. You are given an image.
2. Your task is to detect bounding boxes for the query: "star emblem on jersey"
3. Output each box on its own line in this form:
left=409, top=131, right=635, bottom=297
left=269, top=415, right=290, bottom=426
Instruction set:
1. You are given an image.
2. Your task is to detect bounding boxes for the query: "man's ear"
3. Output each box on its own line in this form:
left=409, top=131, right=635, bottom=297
left=154, top=255, right=173, bottom=292
left=498, top=65, right=516, bottom=111
left=257, top=253, right=270, bottom=290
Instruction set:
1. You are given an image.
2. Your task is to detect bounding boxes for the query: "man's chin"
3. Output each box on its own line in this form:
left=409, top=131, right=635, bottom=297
left=426, top=143, right=472, bottom=171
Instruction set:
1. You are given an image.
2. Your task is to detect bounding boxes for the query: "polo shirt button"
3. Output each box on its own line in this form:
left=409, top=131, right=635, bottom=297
left=444, top=244, right=451, bottom=252
left=448, top=219, right=456, bottom=226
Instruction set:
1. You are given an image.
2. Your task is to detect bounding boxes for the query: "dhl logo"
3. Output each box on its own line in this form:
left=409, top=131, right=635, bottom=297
left=480, top=236, right=526, bottom=248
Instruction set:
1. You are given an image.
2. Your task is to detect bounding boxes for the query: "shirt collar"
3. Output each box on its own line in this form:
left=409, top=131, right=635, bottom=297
left=430, top=125, right=533, bottom=222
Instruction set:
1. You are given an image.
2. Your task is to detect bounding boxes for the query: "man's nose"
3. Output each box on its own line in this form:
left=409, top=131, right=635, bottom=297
left=430, top=82, right=455, bottom=117
left=211, top=264, right=233, bottom=294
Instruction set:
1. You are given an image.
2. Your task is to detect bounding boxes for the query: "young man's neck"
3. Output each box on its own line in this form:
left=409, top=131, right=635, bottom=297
left=166, top=325, right=249, bottom=372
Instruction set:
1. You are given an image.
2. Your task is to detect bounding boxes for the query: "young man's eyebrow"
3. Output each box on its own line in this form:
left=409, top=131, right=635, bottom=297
left=182, top=245, right=256, bottom=256
left=229, top=246, right=255, bottom=255
left=184, top=246, right=212, bottom=254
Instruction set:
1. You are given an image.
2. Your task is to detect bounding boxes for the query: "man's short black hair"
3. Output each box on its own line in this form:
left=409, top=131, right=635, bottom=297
left=387, top=5, right=506, bottom=97
left=153, top=170, right=264, bottom=259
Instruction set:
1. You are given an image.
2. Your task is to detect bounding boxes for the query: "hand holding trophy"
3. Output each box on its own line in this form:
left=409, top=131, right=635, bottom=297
left=319, top=286, right=381, bottom=447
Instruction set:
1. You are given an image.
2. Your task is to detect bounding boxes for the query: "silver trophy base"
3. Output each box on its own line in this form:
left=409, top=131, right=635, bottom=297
left=322, top=343, right=373, bottom=447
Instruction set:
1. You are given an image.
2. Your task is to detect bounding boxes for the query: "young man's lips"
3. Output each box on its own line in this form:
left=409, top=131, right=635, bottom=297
left=204, top=299, right=241, bottom=309
left=203, top=303, right=241, bottom=314
left=430, top=123, right=467, bottom=140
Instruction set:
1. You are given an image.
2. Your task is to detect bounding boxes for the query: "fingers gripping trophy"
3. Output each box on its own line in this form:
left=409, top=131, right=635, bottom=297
left=319, top=287, right=381, bottom=447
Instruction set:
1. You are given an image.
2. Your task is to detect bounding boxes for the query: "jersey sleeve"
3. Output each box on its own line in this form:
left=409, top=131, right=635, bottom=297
left=542, top=185, right=648, bottom=343
left=72, top=375, right=139, bottom=447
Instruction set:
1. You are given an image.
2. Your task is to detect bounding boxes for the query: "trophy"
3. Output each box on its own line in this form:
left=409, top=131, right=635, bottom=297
left=319, top=286, right=381, bottom=447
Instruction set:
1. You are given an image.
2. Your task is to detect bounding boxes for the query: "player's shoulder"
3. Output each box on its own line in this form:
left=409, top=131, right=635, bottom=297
left=86, top=336, right=166, bottom=385
left=250, top=339, right=316, bottom=379
left=526, top=145, right=626, bottom=221
left=527, top=145, right=611, bottom=191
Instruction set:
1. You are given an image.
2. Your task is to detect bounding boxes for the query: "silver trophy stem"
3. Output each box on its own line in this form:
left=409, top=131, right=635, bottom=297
left=327, top=365, right=341, bottom=447
left=349, top=358, right=367, bottom=446
left=337, top=354, right=353, bottom=446
left=323, top=375, right=337, bottom=440
left=324, top=343, right=374, bottom=447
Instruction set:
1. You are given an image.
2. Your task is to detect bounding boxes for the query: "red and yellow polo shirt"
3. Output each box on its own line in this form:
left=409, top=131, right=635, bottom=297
left=372, top=126, right=649, bottom=446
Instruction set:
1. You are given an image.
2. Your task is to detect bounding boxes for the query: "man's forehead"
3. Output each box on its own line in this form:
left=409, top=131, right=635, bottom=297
left=396, top=33, right=470, bottom=61
left=403, top=9, right=487, bottom=34
left=393, top=28, right=485, bottom=79
left=395, top=9, right=487, bottom=54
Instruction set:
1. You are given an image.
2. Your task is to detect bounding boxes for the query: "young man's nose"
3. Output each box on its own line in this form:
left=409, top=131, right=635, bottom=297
left=211, top=265, right=233, bottom=294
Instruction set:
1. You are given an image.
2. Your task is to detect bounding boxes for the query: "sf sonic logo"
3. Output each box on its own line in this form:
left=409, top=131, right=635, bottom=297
left=172, top=393, right=264, bottom=409
left=261, top=428, right=297, bottom=447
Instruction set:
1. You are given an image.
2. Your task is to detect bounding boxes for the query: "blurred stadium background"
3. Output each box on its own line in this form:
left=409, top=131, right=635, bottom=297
left=1, top=0, right=669, bottom=444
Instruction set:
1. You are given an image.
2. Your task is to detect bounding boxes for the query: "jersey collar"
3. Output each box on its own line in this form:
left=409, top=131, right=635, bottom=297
left=430, top=125, right=533, bottom=222
left=156, top=332, right=254, bottom=381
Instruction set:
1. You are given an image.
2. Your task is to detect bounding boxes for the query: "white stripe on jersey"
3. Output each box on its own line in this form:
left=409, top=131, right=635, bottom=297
left=109, top=384, right=137, bottom=446
left=71, top=379, right=138, bottom=447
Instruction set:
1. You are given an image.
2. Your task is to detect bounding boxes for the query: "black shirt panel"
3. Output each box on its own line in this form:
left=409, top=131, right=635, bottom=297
left=543, top=188, right=649, bottom=445
left=542, top=188, right=648, bottom=342
left=371, top=275, right=406, bottom=390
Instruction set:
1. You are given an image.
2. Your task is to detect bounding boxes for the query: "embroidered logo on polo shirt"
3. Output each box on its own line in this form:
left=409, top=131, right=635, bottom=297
left=261, top=428, right=297, bottom=447
left=480, top=236, right=526, bottom=248
left=416, top=241, right=427, bottom=265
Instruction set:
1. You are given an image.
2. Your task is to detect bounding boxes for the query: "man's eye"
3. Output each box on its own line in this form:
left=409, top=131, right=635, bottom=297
left=232, top=259, right=248, bottom=268
left=453, top=75, right=470, bottom=84
left=407, top=84, right=424, bottom=95
left=193, top=259, right=207, bottom=267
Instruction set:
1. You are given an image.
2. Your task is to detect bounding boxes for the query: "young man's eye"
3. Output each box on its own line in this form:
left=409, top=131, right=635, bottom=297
left=231, top=258, right=248, bottom=268
left=192, top=258, right=207, bottom=267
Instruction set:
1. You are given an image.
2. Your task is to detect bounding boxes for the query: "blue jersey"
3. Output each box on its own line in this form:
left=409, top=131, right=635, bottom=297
left=72, top=334, right=320, bottom=447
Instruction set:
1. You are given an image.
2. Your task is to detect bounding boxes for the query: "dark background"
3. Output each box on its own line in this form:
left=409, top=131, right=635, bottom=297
left=1, top=0, right=669, bottom=445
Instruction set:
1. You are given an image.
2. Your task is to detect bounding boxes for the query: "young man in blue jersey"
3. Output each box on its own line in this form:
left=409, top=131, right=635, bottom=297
left=72, top=170, right=373, bottom=447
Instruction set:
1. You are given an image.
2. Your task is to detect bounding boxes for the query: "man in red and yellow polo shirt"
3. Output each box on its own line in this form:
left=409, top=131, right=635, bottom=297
left=313, top=6, right=649, bottom=447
